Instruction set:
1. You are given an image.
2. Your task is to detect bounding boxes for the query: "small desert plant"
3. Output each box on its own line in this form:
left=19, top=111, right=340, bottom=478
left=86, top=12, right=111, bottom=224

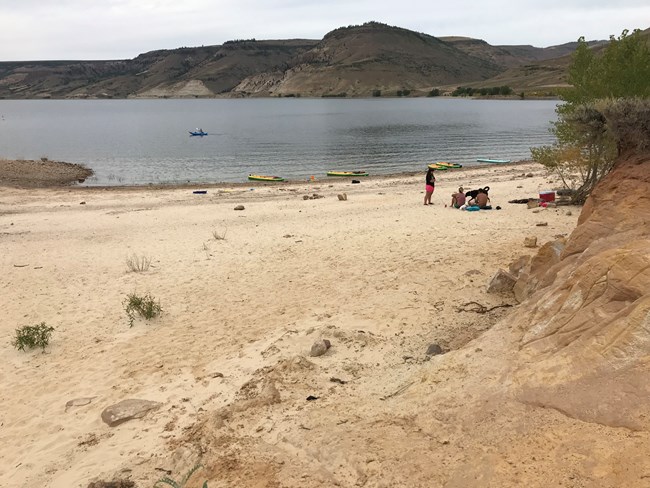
left=212, top=228, right=227, bottom=240
left=13, top=322, right=54, bottom=351
left=154, top=464, right=207, bottom=488
left=124, top=293, right=162, bottom=327
left=126, top=253, right=151, bottom=272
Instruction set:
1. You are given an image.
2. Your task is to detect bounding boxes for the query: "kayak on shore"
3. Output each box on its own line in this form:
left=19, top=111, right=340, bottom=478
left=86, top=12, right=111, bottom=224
left=476, top=158, right=511, bottom=164
left=326, top=171, right=369, bottom=177
left=248, top=174, right=285, bottom=182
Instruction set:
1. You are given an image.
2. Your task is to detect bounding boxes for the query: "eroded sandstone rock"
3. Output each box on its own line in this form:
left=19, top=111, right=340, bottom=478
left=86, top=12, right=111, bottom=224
left=100, top=399, right=162, bottom=427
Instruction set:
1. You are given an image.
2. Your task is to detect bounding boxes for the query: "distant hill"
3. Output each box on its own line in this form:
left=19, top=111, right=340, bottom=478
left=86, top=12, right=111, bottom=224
left=0, top=40, right=318, bottom=99
left=233, top=22, right=502, bottom=97
left=0, top=22, right=645, bottom=99
left=439, top=37, right=604, bottom=67
left=462, top=27, right=650, bottom=95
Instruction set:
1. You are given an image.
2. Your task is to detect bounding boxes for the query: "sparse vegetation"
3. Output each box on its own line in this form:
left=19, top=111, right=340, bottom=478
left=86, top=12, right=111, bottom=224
left=427, top=89, right=440, bottom=97
left=223, top=38, right=256, bottom=45
left=451, top=85, right=513, bottom=97
left=531, top=29, right=650, bottom=203
left=372, top=89, right=382, bottom=97
left=155, top=464, right=207, bottom=488
left=124, top=293, right=163, bottom=327
left=126, top=253, right=151, bottom=272
left=212, top=228, right=227, bottom=240
left=13, top=322, right=54, bottom=352
left=396, top=89, right=411, bottom=97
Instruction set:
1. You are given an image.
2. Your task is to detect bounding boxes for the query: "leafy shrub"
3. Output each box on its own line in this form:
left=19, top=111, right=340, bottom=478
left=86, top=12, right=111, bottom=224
left=372, top=89, right=381, bottom=97
left=531, top=29, right=650, bottom=203
left=13, top=322, right=54, bottom=351
left=126, top=253, right=151, bottom=272
left=427, top=89, right=440, bottom=97
left=124, top=293, right=162, bottom=327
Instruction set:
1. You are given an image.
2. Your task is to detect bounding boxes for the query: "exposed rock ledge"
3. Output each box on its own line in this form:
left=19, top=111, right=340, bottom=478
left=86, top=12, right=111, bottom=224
left=512, top=151, right=650, bottom=430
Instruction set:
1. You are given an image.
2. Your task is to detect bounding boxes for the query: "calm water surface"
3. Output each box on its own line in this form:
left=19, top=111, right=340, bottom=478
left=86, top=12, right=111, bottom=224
left=0, top=98, right=557, bottom=185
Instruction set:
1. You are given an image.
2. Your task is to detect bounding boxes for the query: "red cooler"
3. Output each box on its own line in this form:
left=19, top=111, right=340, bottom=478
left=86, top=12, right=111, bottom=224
left=539, top=191, right=556, bottom=202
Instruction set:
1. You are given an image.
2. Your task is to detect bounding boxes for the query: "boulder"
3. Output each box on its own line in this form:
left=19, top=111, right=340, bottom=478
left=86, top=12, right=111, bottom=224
left=100, top=399, right=162, bottom=427
left=487, top=269, right=517, bottom=294
left=508, top=255, right=531, bottom=277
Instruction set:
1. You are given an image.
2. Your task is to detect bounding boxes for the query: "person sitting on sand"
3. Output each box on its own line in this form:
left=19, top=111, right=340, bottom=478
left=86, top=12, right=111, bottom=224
left=470, top=188, right=491, bottom=209
left=451, top=187, right=466, bottom=208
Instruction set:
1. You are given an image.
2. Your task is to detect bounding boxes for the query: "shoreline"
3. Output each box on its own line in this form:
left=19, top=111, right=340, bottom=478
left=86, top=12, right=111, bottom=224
left=1, top=158, right=538, bottom=191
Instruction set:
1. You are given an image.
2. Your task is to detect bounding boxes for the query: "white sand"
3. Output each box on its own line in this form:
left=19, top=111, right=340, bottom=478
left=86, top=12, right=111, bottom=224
left=0, top=162, right=580, bottom=487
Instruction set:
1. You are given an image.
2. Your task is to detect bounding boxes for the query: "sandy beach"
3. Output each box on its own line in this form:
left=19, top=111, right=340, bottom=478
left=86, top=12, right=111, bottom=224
left=1, top=162, right=581, bottom=487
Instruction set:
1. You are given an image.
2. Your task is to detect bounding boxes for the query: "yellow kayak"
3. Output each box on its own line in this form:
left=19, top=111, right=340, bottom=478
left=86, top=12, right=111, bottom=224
left=248, top=174, right=285, bottom=182
left=435, top=162, right=462, bottom=169
left=427, top=163, right=448, bottom=170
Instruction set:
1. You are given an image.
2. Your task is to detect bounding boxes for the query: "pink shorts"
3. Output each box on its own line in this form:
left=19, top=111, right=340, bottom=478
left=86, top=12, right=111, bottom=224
left=425, top=185, right=435, bottom=193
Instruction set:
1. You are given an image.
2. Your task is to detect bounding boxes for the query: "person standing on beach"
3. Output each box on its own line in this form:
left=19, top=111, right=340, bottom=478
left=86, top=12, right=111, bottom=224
left=424, top=167, right=435, bottom=205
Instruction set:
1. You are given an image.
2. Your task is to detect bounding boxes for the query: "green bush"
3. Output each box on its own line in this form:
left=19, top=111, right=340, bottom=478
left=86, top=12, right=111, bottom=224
left=531, top=29, right=650, bottom=203
left=124, top=293, right=163, bottom=327
left=13, top=322, right=54, bottom=351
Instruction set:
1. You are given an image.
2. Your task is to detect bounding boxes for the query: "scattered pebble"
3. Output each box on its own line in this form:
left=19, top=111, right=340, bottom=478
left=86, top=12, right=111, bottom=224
left=524, top=236, right=538, bottom=248
left=310, top=339, right=331, bottom=357
left=330, top=377, right=347, bottom=384
left=234, top=205, right=245, bottom=210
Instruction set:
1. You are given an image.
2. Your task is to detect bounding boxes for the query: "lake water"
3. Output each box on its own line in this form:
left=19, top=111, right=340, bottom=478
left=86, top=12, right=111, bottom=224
left=0, top=98, right=558, bottom=185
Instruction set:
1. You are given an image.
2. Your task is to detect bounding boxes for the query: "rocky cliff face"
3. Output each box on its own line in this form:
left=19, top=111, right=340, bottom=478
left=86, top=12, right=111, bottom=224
left=511, top=151, right=650, bottom=431
left=419, top=150, right=650, bottom=486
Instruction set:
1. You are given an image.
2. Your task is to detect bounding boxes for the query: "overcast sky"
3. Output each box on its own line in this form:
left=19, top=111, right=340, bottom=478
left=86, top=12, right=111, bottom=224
left=1, top=0, right=648, bottom=61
